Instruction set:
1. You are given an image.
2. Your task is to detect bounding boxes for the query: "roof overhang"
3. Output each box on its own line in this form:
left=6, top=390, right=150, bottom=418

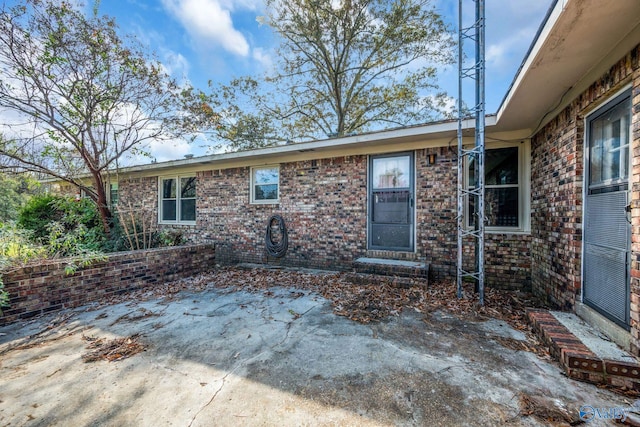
left=115, top=116, right=509, bottom=177
left=495, top=0, right=640, bottom=134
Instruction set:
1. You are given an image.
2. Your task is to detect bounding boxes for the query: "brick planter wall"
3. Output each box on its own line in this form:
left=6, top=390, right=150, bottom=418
left=0, top=244, right=215, bottom=325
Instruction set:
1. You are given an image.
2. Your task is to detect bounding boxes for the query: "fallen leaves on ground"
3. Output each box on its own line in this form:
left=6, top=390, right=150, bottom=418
left=81, top=334, right=146, bottom=363
left=518, top=393, right=580, bottom=425
left=84, top=266, right=549, bottom=356
left=199, top=267, right=550, bottom=358
left=190, top=267, right=545, bottom=330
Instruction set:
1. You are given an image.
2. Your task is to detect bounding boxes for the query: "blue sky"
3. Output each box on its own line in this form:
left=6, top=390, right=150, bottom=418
left=97, top=0, right=552, bottom=107
left=3, top=0, right=553, bottom=161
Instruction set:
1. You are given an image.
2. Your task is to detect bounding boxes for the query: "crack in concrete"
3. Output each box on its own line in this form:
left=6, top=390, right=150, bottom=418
left=186, top=301, right=321, bottom=426
left=187, top=369, right=234, bottom=427
left=269, top=303, right=320, bottom=349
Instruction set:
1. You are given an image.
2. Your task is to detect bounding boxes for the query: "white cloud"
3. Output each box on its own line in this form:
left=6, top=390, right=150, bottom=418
left=485, top=28, right=533, bottom=69
left=251, top=47, right=273, bottom=71
left=159, top=49, right=191, bottom=81
left=438, top=0, right=552, bottom=112
left=218, top=0, right=262, bottom=11
left=484, top=1, right=550, bottom=70
left=127, top=137, right=193, bottom=164
left=161, top=0, right=250, bottom=57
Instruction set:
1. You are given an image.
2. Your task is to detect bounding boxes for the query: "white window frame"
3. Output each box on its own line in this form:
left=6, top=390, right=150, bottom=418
left=464, top=141, right=531, bottom=233
left=250, top=165, right=280, bottom=204
left=158, top=175, right=196, bottom=225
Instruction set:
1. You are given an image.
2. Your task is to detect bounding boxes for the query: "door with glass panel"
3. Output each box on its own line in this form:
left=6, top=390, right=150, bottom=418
left=369, top=153, right=414, bottom=251
left=583, top=92, right=631, bottom=328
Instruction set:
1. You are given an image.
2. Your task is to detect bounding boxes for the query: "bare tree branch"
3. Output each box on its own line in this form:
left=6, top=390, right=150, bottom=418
left=0, top=1, right=201, bottom=233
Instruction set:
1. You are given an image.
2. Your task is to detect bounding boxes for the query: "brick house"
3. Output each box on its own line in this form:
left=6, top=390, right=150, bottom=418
left=61, top=0, right=639, bottom=353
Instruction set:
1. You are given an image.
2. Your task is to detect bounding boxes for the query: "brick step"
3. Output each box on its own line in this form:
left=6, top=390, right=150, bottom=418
left=527, top=308, right=640, bottom=390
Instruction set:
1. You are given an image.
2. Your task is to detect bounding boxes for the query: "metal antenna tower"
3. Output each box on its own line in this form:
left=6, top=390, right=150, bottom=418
left=457, top=0, right=486, bottom=304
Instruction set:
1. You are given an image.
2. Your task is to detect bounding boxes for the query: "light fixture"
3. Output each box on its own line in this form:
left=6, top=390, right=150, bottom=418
left=428, top=153, right=437, bottom=165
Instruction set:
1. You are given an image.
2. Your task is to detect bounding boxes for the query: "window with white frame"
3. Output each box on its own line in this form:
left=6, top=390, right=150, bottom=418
left=159, top=176, right=196, bottom=223
left=251, top=166, right=279, bottom=203
left=467, top=144, right=528, bottom=231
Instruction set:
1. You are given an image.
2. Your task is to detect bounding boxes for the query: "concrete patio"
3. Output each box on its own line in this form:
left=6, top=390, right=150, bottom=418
left=0, top=276, right=634, bottom=426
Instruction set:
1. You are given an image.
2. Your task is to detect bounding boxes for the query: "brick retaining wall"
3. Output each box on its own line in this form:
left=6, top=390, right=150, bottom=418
left=0, top=244, right=215, bottom=325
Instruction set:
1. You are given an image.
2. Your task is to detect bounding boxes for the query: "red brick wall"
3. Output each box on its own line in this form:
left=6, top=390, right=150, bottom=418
left=118, top=176, right=158, bottom=216
left=415, top=148, right=457, bottom=279
left=197, top=156, right=368, bottom=269
left=531, top=45, right=640, bottom=321
left=0, top=244, right=215, bottom=325
left=531, top=105, right=584, bottom=310
left=416, top=148, right=531, bottom=288
left=118, top=150, right=532, bottom=289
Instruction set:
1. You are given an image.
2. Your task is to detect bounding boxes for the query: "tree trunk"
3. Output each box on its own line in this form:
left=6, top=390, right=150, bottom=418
left=91, top=172, right=112, bottom=237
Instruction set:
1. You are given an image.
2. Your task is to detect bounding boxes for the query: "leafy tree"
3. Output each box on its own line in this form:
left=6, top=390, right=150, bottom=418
left=207, top=0, right=455, bottom=151
left=0, top=1, right=200, bottom=234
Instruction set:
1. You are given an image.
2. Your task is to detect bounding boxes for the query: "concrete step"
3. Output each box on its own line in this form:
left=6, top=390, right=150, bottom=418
left=527, top=308, right=640, bottom=391
left=353, top=257, right=429, bottom=278
left=350, top=258, right=429, bottom=288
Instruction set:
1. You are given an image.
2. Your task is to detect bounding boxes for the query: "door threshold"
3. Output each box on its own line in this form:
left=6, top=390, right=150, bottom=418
left=575, top=302, right=632, bottom=353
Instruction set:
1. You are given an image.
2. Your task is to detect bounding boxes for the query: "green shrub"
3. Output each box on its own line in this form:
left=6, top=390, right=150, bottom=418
left=17, top=194, right=62, bottom=242
left=153, top=229, right=184, bottom=247
left=0, top=173, right=38, bottom=223
left=49, top=197, right=105, bottom=252
left=0, top=222, right=47, bottom=314
left=18, top=195, right=106, bottom=248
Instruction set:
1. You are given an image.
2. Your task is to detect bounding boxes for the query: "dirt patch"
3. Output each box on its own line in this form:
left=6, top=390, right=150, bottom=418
left=81, top=334, right=146, bottom=362
left=518, top=393, right=581, bottom=425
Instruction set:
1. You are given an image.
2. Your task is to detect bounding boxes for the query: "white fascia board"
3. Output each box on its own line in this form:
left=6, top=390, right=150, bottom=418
left=118, top=118, right=493, bottom=174
left=42, top=116, right=500, bottom=182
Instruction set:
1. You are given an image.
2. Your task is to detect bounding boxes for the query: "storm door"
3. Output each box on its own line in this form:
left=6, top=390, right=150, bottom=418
left=583, top=92, right=631, bottom=328
left=369, top=153, right=414, bottom=251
